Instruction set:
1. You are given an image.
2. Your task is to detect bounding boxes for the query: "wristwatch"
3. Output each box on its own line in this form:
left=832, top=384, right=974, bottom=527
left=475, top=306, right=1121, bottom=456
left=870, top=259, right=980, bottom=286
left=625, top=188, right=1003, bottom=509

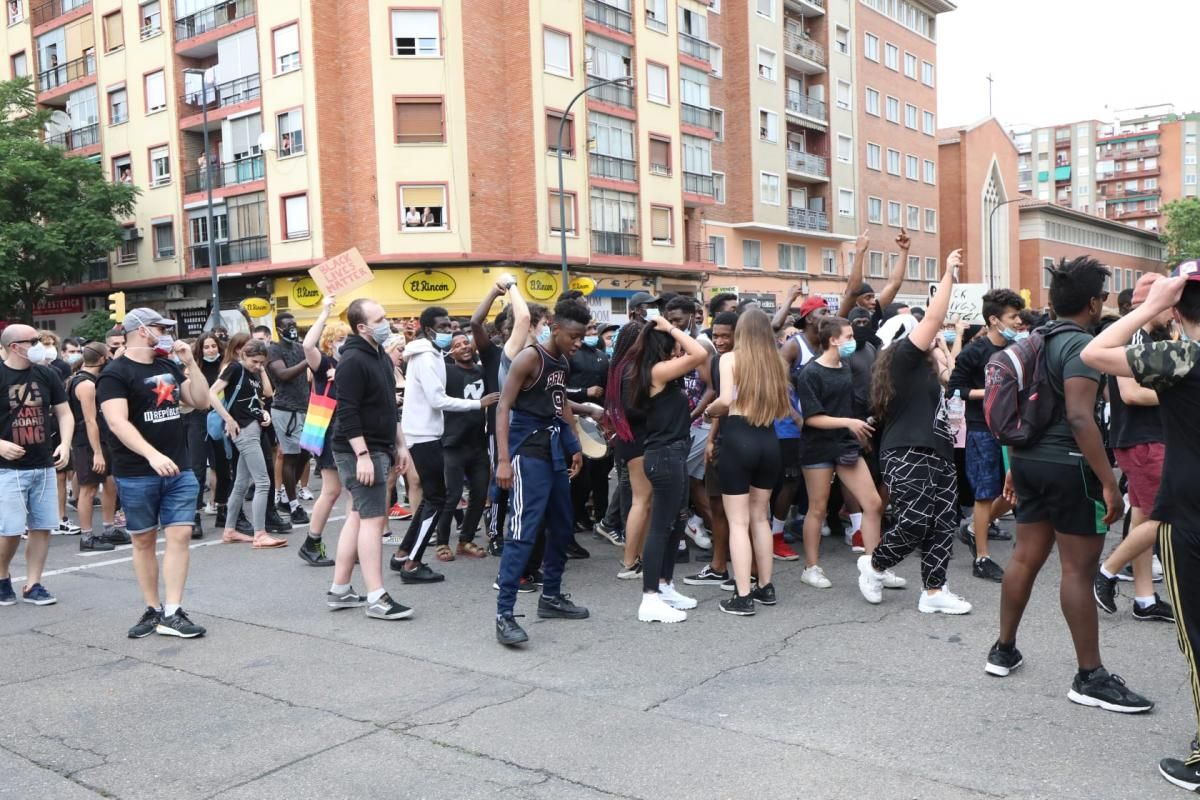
left=355, top=450, right=369, bottom=457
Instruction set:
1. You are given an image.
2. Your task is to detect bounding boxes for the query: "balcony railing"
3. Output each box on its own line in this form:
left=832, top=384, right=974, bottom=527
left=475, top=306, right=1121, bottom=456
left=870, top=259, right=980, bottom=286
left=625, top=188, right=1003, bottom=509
left=175, top=0, right=254, bottom=42
left=1100, top=186, right=1162, bottom=200
left=681, top=102, right=716, bottom=131
left=785, top=90, right=826, bottom=121
left=589, top=153, right=637, bottom=182
left=787, top=150, right=828, bottom=177
left=46, top=122, right=98, bottom=151
left=788, top=206, right=829, bottom=232
left=592, top=231, right=639, bottom=256
left=183, top=154, right=265, bottom=194
left=30, top=0, right=88, bottom=27
left=784, top=32, right=826, bottom=66
left=35, top=52, right=95, bottom=93
left=190, top=235, right=268, bottom=269
left=586, top=74, right=633, bottom=108
left=584, top=0, right=632, bottom=33
left=1114, top=207, right=1159, bottom=220
left=688, top=241, right=715, bottom=263
left=1103, top=145, right=1160, bottom=161
left=678, top=32, right=712, bottom=64
left=180, top=73, right=261, bottom=115
left=683, top=171, right=715, bottom=196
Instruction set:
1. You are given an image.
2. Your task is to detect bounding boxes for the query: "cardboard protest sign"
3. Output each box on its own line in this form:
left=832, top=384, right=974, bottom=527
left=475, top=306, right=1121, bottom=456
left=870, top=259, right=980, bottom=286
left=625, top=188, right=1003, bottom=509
left=929, top=283, right=987, bottom=324
left=309, top=248, right=374, bottom=296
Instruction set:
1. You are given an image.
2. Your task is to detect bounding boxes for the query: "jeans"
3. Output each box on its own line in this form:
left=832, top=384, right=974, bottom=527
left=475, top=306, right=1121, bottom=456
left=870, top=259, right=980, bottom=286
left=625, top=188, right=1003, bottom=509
left=601, top=456, right=632, bottom=533
left=113, top=472, right=199, bottom=534
left=438, top=444, right=490, bottom=546
left=227, top=424, right=271, bottom=531
left=399, top=440, right=447, bottom=563
left=641, top=442, right=689, bottom=594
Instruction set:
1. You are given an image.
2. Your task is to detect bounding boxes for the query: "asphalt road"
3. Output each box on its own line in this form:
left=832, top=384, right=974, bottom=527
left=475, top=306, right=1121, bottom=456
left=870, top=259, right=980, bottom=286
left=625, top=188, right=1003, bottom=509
left=0, top=497, right=1192, bottom=800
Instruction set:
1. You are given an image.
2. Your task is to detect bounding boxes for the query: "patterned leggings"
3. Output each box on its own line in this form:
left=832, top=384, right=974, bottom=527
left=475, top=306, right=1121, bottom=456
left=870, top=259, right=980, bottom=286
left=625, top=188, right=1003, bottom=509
left=872, top=447, right=958, bottom=590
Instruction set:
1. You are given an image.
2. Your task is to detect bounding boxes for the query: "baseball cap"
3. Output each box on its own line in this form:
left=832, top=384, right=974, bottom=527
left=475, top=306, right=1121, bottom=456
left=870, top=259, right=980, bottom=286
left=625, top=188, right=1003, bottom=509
left=1173, top=261, right=1200, bottom=281
left=629, top=291, right=661, bottom=308
left=122, top=308, right=177, bottom=333
left=850, top=282, right=877, bottom=297
left=798, top=296, right=828, bottom=319
left=599, top=323, right=621, bottom=335
left=1130, top=272, right=1164, bottom=306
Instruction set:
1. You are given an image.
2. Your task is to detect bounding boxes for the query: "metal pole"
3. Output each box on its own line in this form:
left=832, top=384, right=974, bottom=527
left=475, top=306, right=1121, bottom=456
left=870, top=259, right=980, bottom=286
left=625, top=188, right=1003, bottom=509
left=196, top=73, right=219, bottom=331
left=988, top=197, right=1022, bottom=289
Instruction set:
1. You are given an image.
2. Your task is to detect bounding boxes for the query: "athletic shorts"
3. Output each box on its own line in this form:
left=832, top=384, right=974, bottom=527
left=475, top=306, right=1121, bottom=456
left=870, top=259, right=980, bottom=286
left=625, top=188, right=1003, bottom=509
left=965, top=429, right=1006, bottom=501
left=1011, top=457, right=1107, bottom=536
left=334, top=450, right=392, bottom=520
left=270, top=408, right=306, bottom=455
left=72, top=443, right=112, bottom=486
left=1114, top=442, right=1164, bottom=511
left=778, top=438, right=801, bottom=481
left=686, top=423, right=709, bottom=481
left=0, top=467, right=58, bottom=536
left=718, top=416, right=781, bottom=496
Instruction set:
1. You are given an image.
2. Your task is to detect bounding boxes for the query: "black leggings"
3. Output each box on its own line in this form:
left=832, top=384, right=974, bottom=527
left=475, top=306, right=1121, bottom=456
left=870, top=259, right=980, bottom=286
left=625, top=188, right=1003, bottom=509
left=642, top=441, right=689, bottom=593
left=872, top=447, right=958, bottom=589
left=718, top=416, right=781, bottom=495
left=438, top=444, right=489, bottom=546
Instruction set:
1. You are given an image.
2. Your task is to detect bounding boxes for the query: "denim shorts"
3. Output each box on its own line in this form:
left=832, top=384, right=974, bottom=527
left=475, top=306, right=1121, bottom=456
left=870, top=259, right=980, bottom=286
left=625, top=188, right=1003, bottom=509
left=0, top=467, right=58, bottom=536
left=114, top=472, right=200, bottom=534
left=334, top=450, right=392, bottom=519
left=965, top=429, right=1005, bottom=501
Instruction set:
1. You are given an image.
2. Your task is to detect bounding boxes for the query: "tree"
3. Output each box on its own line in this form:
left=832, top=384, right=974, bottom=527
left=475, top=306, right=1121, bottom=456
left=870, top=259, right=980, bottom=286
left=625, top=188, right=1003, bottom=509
left=72, top=307, right=119, bottom=343
left=1162, top=197, right=1200, bottom=267
left=0, top=77, right=138, bottom=323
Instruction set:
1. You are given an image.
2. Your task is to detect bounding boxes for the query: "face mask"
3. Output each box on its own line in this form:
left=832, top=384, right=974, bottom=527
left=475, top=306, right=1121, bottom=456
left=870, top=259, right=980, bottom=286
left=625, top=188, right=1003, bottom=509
left=370, top=321, right=392, bottom=344
left=203, top=352, right=221, bottom=362
left=852, top=324, right=873, bottom=343
left=26, top=343, right=50, bottom=363
left=537, top=327, right=552, bottom=346
left=332, top=340, right=346, bottom=359
left=837, top=341, right=857, bottom=359
left=605, top=346, right=615, bottom=357
left=583, top=335, right=600, bottom=348
left=44, top=346, right=58, bottom=361
left=281, top=327, right=299, bottom=342
left=941, top=331, right=957, bottom=344
left=1000, top=327, right=1018, bottom=342
left=65, top=352, right=83, bottom=365
left=1014, top=331, right=1030, bottom=341
left=434, top=332, right=454, bottom=350
left=141, top=325, right=173, bottom=356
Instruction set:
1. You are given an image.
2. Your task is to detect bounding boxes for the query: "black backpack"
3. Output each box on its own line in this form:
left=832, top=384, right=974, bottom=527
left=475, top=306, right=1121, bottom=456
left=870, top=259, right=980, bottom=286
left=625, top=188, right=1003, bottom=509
left=983, top=320, right=1085, bottom=447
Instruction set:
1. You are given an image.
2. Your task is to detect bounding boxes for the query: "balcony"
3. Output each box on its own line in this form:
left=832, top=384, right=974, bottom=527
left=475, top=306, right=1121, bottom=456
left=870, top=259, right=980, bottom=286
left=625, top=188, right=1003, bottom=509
left=592, top=231, right=639, bottom=257
left=175, top=0, right=254, bottom=45
left=681, top=102, right=716, bottom=132
left=785, top=90, right=826, bottom=123
left=1113, top=207, right=1160, bottom=221
left=180, top=73, right=261, bottom=119
left=687, top=241, right=715, bottom=263
left=1103, top=145, right=1160, bottom=161
left=1101, top=186, right=1162, bottom=201
left=190, top=235, right=269, bottom=269
left=783, top=31, right=826, bottom=73
left=1097, top=164, right=1162, bottom=182
left=788, top=206, right=829, bottom=232
left=584, top=0, right=632, bottom=34
left=35, top=52, right=95, bottom=95
left=30, top=0, right=88, bottom=28
left=585, top=74, right=634, bottom=108
left=786, top=149, right=829, bottom=180
left=785, top=0, right=825, bottom=15
left=678, top=32, right=712, bottom=65
left=183, top=154, right=265, bottom=195
left=683, top=171, right=715, bottom=196
left=45, top=122, right=98, bottom=152
left=588, top=153, right=637, bottom=182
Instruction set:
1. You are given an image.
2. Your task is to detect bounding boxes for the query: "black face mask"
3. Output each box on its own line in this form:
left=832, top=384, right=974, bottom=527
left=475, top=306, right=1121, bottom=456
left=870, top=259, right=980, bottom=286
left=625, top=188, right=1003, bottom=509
left=280, top=327, right=299, bottom=342
left=852, top=323, right=873, bottom=343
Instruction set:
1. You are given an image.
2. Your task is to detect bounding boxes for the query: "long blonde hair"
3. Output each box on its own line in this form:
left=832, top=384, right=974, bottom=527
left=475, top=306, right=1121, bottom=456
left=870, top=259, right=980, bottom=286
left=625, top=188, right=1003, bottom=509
left=731, top=309, right=791, bottom=426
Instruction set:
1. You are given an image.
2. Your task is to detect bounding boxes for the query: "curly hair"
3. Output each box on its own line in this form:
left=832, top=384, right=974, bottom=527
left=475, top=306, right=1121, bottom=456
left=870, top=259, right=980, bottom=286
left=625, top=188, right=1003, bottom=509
left=319, top=321, right=351, bottom=356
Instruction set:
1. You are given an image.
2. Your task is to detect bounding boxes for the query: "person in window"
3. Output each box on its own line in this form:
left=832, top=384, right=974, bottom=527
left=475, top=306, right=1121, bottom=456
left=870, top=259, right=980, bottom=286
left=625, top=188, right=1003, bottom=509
left=118, top=165, right=132, bottom=184
left=421, top=207, right=436, bottom=227
left=280, top=132, right=292, bottom=157
left=405, top=207, right=420, bottom=228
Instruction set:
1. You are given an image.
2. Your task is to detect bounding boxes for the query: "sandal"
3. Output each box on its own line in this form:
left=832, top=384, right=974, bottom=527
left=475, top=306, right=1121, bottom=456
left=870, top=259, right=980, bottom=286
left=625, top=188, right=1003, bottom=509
left=435, top=544, right=455, bottom=562
left=222, top=530, right=253, bottom=544
left=252, top=534, right=288, bottom=549
left=457, top=541, right=486, bottom=558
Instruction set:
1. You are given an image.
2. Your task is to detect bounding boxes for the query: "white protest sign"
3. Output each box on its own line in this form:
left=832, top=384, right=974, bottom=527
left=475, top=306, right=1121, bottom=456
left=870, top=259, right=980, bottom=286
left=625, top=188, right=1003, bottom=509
left=929, top=283, right=987, bottom=324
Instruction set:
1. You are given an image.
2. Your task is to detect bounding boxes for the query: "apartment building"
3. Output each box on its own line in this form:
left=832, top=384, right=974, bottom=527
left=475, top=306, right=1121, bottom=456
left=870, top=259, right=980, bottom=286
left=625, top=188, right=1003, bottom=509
left=1014, top=119, right=1101, bottom=215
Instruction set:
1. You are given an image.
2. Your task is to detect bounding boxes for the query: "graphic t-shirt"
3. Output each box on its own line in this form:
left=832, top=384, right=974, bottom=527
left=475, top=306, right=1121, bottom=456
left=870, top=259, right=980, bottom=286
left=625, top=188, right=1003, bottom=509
left=96, top=356, right=188, bottom=478
left=0, top=363, right=67, bottom=470
left=218, top=362, right=266, bottom=426
left=443, top=359, right=486, bottom=449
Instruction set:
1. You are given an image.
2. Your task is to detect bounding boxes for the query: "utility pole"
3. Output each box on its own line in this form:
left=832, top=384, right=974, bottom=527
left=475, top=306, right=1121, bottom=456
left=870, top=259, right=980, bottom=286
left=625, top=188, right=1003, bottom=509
left=987, top=73, right=994, bottom=117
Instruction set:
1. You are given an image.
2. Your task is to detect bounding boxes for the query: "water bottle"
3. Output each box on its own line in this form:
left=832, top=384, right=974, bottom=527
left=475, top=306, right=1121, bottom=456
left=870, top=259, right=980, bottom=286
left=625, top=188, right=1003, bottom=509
left=947, top=389, right=965, bottom=434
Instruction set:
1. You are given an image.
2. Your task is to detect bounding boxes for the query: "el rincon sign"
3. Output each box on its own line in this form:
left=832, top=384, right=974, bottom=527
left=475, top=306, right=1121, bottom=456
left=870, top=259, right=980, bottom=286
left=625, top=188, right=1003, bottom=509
left=292, top=277, right=323, bottom=307
left=525, top=271, right=558, bottom=300
left=403, top=270, right=457, bottom=302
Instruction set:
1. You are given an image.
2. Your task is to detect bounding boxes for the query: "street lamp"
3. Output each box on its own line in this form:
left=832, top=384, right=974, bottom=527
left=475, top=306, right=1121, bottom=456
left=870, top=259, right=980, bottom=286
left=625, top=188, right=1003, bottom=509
left=183, top=68, right=220, bottom=331
left=987, top=197, right=1024, bottom=290
left=557, top=75, right=634, bottom=292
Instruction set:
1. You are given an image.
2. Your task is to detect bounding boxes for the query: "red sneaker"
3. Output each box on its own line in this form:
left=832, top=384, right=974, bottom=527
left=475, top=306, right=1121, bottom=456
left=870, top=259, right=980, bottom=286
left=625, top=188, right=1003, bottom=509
left=389, top=504, right=413, bottom=521
left=772, top=533, right=800, bottom=561
left=850, top=530, right=865, bottom=553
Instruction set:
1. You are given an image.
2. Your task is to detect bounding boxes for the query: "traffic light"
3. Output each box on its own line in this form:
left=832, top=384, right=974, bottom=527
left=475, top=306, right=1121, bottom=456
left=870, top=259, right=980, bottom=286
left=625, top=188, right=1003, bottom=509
left=108, top=291, right=126, bottom=323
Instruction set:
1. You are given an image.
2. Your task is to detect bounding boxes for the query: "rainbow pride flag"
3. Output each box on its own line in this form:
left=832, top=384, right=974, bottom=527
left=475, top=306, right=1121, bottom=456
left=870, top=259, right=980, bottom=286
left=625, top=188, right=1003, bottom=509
left=300, top=387, right=336, bottom=456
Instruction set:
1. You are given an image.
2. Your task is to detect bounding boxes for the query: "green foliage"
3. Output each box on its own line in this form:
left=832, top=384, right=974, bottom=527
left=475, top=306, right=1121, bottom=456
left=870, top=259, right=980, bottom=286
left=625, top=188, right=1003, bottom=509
left=1162, top=198, right=1200, bottom=266
left=0, top=77, right=139, bottom=322
left=72, top=307, right=119, bottom=342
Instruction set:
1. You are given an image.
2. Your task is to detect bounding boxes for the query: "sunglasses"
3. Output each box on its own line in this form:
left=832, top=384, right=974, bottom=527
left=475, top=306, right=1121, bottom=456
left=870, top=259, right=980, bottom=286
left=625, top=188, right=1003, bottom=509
left=11, top=338, right=39, bottom=346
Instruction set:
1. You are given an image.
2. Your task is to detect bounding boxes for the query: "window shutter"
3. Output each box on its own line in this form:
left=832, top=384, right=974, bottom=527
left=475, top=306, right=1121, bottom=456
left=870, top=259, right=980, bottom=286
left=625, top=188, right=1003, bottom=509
left=651, top=207, right=670, bottom=240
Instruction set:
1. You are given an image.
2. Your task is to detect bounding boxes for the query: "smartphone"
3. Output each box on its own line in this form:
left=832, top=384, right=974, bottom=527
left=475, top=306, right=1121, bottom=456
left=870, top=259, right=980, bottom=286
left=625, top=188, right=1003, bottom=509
left=645, top=308, right=660, bottom=321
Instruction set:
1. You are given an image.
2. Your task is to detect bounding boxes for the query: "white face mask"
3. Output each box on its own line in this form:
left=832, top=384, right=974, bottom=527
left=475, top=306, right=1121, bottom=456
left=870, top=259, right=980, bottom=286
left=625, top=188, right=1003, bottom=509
left=27, top=343, right=51, bottom=363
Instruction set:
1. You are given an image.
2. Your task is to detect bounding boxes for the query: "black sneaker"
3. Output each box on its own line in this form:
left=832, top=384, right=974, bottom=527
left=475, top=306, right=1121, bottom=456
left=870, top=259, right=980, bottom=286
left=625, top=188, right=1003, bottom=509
left=80, top=534, right=115, bottom=552
left=973, top=556, right=1005, bottom=582
left=191, top=512, right=203, bottom=540
left=565, top=537, right=590, bottom=559
left=399, top=563, right=445, bottom=584
left=235, top=511, right=254, bottom=535
left=720, top=575, right=757, bottom=592
left=683, top=565, right=729, bottom=586
left=1160, top=758, right=1200, bottom=792
left=101, top=526, right=131, bottom=545
left=1068, top=667, right=1153, bottom=713
left=299, top=538, right=334, bottom=567
left=289, top=505, right=310, bottom=525
left=593, top=521, right=622, bottom=546
left=214, top=505, right=227, bottom=528
left=1116, top=564, right=1135, bottom=582
left=490, top=576, right=538, bottom=593
left=1132, top=594, right=1175, bottom=623
left=987, top=521, right=1012, bottom=540
left=327, top=586, right=367, bottom=609
left=496, top=615, right=528, bottom=646
left=128, top=606, right=161, bottom=638
left=719, top=593, right=756, bottom=616
left=957, top=523, right=977, bottom=557
left=538, top=593, right=589, bottom=619
left=985, top=641, right=1023, bottom=677
left=751, top=582, right=777, bottom=606
left=22, top=583, right=56, bottom=605
left=675, top=539, right=690, bottom=563
left=156, top=608, right=206, bottom=638
left=366, top=592, right=414, bottom=620
left=486, top=536, right=504, bottom=556
left=0, top=577, right=15, bottom=606
left=266, top=509, right=292, bottom=533
left=1093, top=570, right=1119, bottom=614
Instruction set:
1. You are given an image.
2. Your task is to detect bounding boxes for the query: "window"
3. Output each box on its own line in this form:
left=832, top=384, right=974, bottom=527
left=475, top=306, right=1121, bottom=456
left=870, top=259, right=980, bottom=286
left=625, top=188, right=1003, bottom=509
left=885, top=95, right=899, bottom=123
left=759, top=109, right=778, bottom=142
left=835, top=26, right=849, bottom=55
left=276, top=109, right=304, bottom=156
left=779, top=244, right=807, bottom=273
left=924, top=208, right=936, bottom=232
left=650, top=206, right=672, bottom=244
left=921, top=60, right=934, bottom=86
left=884, top=42, right=898, bottom=70
left=646, top=62, right=669, bottom=104
left=399, top=185, right=447, bottom=229
left=838, top=188, right=854, bottom=217
left=283, top=194, right=309, bottom=240
left=393, top=98, right=444, bottom=143
left=711, top=107, right=724, bottom=140
left=866, top=142, right=881, bottom=170
left=757, top=47, right=776, bottom=81
left=922, top=110, right=935, bottom=135
left=712, top=171, right=725, bottom=204
left=925, top=257, right=937, bottom=280
left=543, top=28, right=571, bottom=76
left=710, top=234, right=726, bottom=266
left=837, top=134, right=852, bottom=163
left=144, top=70, right=165, bottom=114
left=273, top=23, right=300, bottom=73
left=7, top=0, right=22, bottom=24
left=710, top=44, right=722, bottom=77
left=743, top=239, right=761, bottom=268
left=152, top=220, right=174, bottom=259
left=1144, top=177, right=1158, bottom=190
left=548, top=191, right=576, bottom=234
left=546, top=110, right=574, bottom=155
left=108, top=87, right=127, bottom=124
left=822, top=248, right=837, bottom=275
left=150, top=146, right=170, bottom=186
left=682, top=132, right=712, bottom=178
left=868, top=251, right=884, bottom=278
left=590, top=112, right=635, bottom=168
left=117, top=229, right=138, bottom=265
left=391, top=9, right=439, bottom=57
left=112, top=154, right=132, bottom=183
left=907, top=204, right=919, bottom=229
left=680, top=64, right=710, bottom=109
left=11, top=52, right=27, bottom=78
left=103, top=11, right=124, bottom=53
left=865, top=88, right=880, bottom=116
left=905, top=103, right=918, bottom=129
left=760, top=172, right=780, bottom=205
left=923, top=159, right=936, bottom=184
left=903, top=52, right=917, bottom=79
left=649, top=136, right=671, bottom=175
left=906, top=255, right=920, bottom=279
left=1042, top=257, right=1054, bottom=288
left=905, top=154, right=918, bottom=179
left=867, top=196, right=882, bottom=223
left=756, top=0, right=773, bottom=19
left=886, top=148, right=900, bottom=175
left=836, top=80, right=852, bottom=111
left=887, top=200, right=901, bottom=226
left=864, top=33, right=879, bottom=62
left=139, top=1, right=160, bottom=38
left=646, top=0, right=668, bottom=31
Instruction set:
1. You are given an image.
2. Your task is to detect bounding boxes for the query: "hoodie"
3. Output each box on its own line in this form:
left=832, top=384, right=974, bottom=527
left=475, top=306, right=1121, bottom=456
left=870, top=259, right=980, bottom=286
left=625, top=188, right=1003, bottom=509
left=332, top=334, right=398, bottom=454
left=401, top=337, right=482, bottom=444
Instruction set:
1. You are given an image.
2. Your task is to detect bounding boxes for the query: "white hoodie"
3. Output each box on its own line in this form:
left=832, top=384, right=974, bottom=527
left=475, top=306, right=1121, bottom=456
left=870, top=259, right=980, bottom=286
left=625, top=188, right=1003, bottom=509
left=401, top=337, right=482, bottom=444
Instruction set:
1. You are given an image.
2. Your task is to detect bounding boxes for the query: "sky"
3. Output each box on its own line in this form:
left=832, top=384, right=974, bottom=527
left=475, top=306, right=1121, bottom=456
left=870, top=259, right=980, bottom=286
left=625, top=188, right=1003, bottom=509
left=936, top=0, right=1194, bottom=131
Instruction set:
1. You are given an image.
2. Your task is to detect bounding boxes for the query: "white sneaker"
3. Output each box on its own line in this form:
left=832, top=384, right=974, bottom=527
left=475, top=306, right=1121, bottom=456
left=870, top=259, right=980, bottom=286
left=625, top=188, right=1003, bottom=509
left=298, top=486, right=315, bottom=502
left=54, top=518, right=81, bottom=535
left=1152, top=554, right=1164, bottom=583
left=918, top=588, right=972, bottom=615
left=800, top=565, right=832, bottom=589
left=857, top=555, right=883, bottom=604
left=685, top=516, right=712, bottom=549
left=639, top=592, right=687, bottom=623
left=881, top=569, right=907, bottom=589
left=658, top=582, right=698, bottom=610
left=202, top=502, right=218, bottom=516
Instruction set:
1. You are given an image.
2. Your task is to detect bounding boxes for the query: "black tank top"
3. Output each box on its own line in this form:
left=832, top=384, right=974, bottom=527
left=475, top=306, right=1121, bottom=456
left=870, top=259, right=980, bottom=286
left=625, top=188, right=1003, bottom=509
left=644, top=380, right=690, bottom=450
left=67, top=371, right=105, bottom=448
left=515, top=344, right=569, bottom=421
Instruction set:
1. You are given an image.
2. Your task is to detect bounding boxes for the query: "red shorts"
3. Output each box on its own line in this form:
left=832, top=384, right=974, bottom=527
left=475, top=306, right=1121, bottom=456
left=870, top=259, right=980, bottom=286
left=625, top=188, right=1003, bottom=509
left=1114, top=442, right=1164, bottom=511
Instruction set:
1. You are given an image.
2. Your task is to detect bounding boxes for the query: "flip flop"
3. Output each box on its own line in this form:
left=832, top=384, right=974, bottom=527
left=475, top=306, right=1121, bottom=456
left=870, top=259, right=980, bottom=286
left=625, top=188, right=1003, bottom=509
left=435, top=545, right=455, bottom=562
left=252, top=535, right=288, bottom=549
left=222, top=531, right=253, bottom=544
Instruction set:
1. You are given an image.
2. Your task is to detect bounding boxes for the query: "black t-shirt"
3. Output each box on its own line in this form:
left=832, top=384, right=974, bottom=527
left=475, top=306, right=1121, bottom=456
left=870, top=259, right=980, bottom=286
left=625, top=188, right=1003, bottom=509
left=848, top=342, right=877, bottom=420
left=96, top=356, right=188, bottom=478
left=311, top=354, right=337, bottom=401
left=797, top=360, right=857, bottom=465
left=67, top=371, right=109, bottom=449
left=948, top=335, right=1006, bottom=432
left=1109, top=328, right=1163, bottom=449
left=218, top=362, right=266, bottom=425
left=49, top=358, right=71, bottom=381
left=479, top=338, right=502, bottom=438
left=267, top=339, right=309, bottom=412
left=200, top=356, right=223, bottom=387
left=880, top=339, right=954, bottom=462
left=443, top=359, right=486, bottom=449
left=0, top=363, right=67, bottom=470
left=645, top=381, right=690, bottom=450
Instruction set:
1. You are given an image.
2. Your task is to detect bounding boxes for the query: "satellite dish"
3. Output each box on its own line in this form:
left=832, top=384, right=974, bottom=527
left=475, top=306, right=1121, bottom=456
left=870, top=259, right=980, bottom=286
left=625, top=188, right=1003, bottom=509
left=256, top=131, right=274, bottom=152
left=46, top=110, right=71, bottom=135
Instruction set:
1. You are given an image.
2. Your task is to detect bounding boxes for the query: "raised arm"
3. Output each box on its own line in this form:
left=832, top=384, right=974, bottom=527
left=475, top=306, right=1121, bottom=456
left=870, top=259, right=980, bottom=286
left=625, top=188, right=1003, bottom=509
left=1082, top=276, right=1187, bottom=377
left=908, top=249, right=960, bottom=351
left=773, top=284, right=803, bottom=332
left=649, top=317, right=709, bottom=388
left=876, top=228, right=911, bottom=309
left=303, top=295, right=335, bottom=370
left=504, top=284, right=531, bottom=360
left=471, top=278, right=515, bottom=353
left=838, top=230, right=870, bottom=314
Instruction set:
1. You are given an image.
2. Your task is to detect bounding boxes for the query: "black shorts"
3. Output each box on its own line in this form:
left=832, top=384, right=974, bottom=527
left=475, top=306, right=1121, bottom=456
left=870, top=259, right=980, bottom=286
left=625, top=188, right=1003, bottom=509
left=778, top=438, right=801, bottom=481
left=72, top=443, right=111, bottom=486
left=1011, top=457, right=1107, bottom=536
left=718, top=417, right=781, bottom=495
left=316, top=429, right=336, bottom=471
left=614, top=437, right=645, bottom=463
